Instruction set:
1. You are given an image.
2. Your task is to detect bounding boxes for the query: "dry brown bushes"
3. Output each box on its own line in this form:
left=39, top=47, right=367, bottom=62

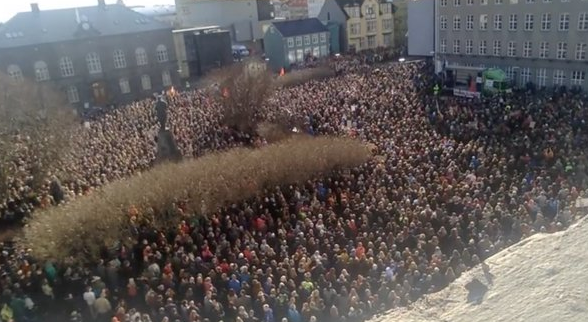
left=0, top=72, right=77, bottom=199
left=207, top=62, right=274, bottom=133
left=20, top=136, right=371, bottom=261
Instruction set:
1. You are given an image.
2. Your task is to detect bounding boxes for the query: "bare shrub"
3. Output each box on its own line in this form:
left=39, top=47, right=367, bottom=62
left=0, top=72, right=77, bottom=202
left=207, top=61, right=274, bottom=133
left=20, top=136, right=371, bottom=261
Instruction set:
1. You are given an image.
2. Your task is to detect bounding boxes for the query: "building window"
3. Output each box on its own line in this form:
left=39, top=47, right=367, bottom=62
left=381, top=3, right=392, bottom=14
left=523, top=41, right=533, bottom=57
left=135, top=47, right=148, bottom=66
left=113, top=49, right=127, bottom=69
left=557, top=42, right=568, bottom=59
left=466, top=15, right=474, bottom=30
left=312, top=46, right=320, bottom=57
left=320, top=32, right=327, bottom=43
left=539, top=42, right=549, bottom=58
left=466, top=39, right=473, bottom=54
left=440, top=16, right=448, bottom=30
left=312, top=34, right=319, bottom=44
left=553, top=69, right=566, bottom=85
left=7, top=64, right=23, bottom=82
left=320, top=45, right=328, bottom=56
left=440, top=39, right=447, bottom=53
left=578, top=12, right=588, bottom=31
left=495, top=0, right=503, bottom=4
left=559, top=13, right=570, bottom=31
left=288, top=50, right=296, bottom=63
left=453, top=15, right=461, bottom=30
left=479, top=40, right=487, bottom=55
left=287, top=37, right=294, bottom=48
left=119, top=78, right=131, bottom=94
left=304, top=35, right=311, bottom=46
left=350, top=23, right=361, bottom=35
left=162, top=70, right=172, bottom=87
left=365, top=4, right=376, bottom=18
left=509, top=14, right=518, bottom=31
left=66, top=85, right=79, bottom=103
left=86, top=52, right=102, bottom=74
left=367, top=20, right=377, bottom=33
left=59, top=56, right=75, bottom=77
left=295, top=36, right=303, bottom=46
left=493, top=40, right=502, bottom=56
left=383, top=19, right=393, bottom=31
left=34, top=61, right=50, bottom=81
left=468, top=0, right=474, bottom=4
left=505, top=66, right=516, bottom=81
left=520, top=67, right=531, bottom=86
left=526, top=0, right=535, bottom=3
left=480, top=14, right=488, bottom=30
left=541, top=13, right=551, bottom=31
left=367, top=35, right=376, bottom=48
left=571, top=71, right=586, bottom=86
left=524, top=14, right=534, bottom=31
left=346, top=6, right=360, bottom=18
left=441, top=0, right=447, bottom=6
left=454, top=0, right=461, bottom=6
left=156, top=44, right=169, bottom=63
left=383, top=33, right=393, bottom=47
left=537, top=68, right=547, bottom=86
left=507, top=41, right=517, bottom=57
left=481, top=0, right=488, bottom=4
left=453, top=39, right=461, bottom=54
left=494, top=14, right=503, bottom=30
left=141, top=74, right=152, bottom=90
left=296, top=49, right=303, bottom=62
left=576, top=43, right=587, bottom=60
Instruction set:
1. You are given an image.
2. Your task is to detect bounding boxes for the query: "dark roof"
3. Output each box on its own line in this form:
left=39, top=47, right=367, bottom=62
left=0, top=4, right=172, bottom=49
left=335, top=0, right=365, bottom=8
left=271, top=18, right=328, bottom=37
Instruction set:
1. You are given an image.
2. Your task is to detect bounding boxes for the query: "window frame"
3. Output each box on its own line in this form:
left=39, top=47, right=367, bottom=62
left=156, top=44, right=169, bottom=63
left=135, top=47, right=148, bottom=66
left=86, top=52, right=102, bottom=74
left=113, top=49, right=127, bottom=69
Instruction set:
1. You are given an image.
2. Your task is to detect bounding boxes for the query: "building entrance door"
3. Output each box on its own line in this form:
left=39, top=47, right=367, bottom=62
left=92, top=82, right=107, bottom=105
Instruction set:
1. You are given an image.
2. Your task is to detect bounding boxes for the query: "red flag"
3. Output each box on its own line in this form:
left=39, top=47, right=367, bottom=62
left=279, top=68, right=285, bottom=77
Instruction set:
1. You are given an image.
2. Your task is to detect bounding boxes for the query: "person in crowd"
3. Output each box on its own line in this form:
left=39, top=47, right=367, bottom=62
left=0, top=56, right=587, bottom=322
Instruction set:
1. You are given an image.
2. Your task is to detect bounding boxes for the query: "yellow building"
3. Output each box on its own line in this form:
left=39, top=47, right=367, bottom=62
left=335, top=0, right=395, bottom=52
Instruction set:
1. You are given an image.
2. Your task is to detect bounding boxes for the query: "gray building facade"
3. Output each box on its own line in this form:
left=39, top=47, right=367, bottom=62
left=263, top=18, right=330, bottom=71
left=436, top=0, right=588, bottom=90
left=0, top=2, right=178, bottom=108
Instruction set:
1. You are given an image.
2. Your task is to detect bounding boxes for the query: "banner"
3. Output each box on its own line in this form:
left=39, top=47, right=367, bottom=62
left=453, top=88, right=481, bottom=99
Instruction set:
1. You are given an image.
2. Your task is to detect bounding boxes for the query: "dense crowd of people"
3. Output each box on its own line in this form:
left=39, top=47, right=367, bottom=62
left=1, top=58, right=588, bottom=322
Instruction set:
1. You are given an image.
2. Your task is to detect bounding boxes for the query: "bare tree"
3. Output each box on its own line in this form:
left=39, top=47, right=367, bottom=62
left=0, top=72, right=77, bottom=204
left=207, top=61, right=274, bottom=134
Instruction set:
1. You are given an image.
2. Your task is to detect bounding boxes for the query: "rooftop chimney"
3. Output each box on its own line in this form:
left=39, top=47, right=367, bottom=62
left=98, top=0, right=106, bottom=7
left=31, top=3, right=40, bottom=14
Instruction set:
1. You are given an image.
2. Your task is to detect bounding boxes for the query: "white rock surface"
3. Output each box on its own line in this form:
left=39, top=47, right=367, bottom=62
left=371, top=216, right=588, bottom=322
